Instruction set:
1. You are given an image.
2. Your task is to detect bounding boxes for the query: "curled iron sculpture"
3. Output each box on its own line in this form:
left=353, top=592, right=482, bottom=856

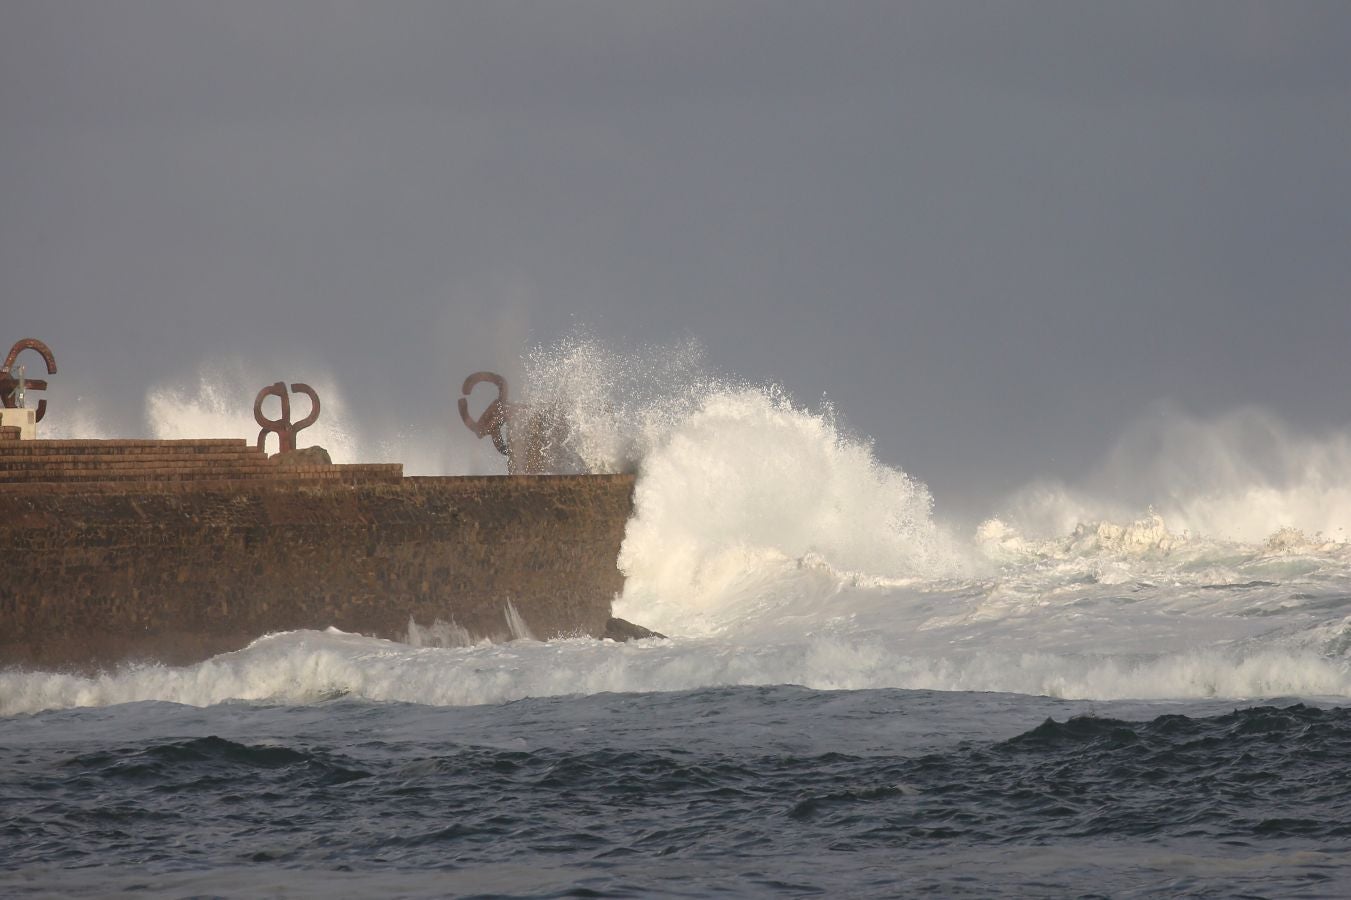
left=459, top=371, right=514, bottom=459
left=458, top=372, right=565, bottom=475
left=0, top=338, right=58, bottom=422
left=254, top=381, right=320, bottom=454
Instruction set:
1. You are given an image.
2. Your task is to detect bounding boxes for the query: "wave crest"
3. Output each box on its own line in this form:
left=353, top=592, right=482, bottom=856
left=998, top=404, right=1351, bottom=545
left=613, top=386, right=962, bottom=636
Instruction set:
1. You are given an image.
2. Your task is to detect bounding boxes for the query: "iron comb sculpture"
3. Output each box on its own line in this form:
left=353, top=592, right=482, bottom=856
left=459, top=372, right=563, bottom=475
left=254, top=381, right=320, bottom=454
left=0, top=338, right=57, bottom=422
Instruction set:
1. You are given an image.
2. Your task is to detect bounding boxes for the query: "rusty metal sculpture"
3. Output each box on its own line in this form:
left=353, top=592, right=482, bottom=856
left=0, top=339, right=57, bottom=422
left=458, top=371, right=514, bottom=458
left=458, top=372, right=565, bottom=475
left=254, top=381, right=320, bottom=454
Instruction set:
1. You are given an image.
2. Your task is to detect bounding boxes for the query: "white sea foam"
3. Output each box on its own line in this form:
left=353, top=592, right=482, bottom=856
left=516, top=333, right=717, bottom=474
left=5, top=625, right=1349, bottom=717
left=613, top=385, right=964, bottom=636
left=999, top=404, right=1351, bottom=545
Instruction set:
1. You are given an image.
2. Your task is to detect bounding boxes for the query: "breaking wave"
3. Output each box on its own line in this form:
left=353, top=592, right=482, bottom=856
left=613, top=385, right=963, bottom=636
left=5, top=625, right=1350, bottom=718
left=995, top=404, right=1351, bottom=545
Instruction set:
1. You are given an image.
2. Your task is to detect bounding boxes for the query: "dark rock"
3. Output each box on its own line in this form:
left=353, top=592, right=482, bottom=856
left=273, top=445, right=332, bottom=466
left=604, top=616, right=665, bottom=641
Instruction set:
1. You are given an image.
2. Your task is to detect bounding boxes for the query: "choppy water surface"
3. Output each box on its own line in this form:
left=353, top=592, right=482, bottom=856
left=7, top=350, right=1351, bottom=895
left=4, top=689, right=1350, bottom=897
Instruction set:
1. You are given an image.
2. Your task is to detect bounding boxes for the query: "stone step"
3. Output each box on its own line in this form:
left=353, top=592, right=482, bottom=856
left=0, top=463, right=401, bottom=483
left=0, top=453, right=270, bottom=468
left=0, top=470, right=273, bottom=482
left=0, top=452, right=273, bottom=469
left=0, top=467, right=274, bottom=481
left=2, top=438, right=250, bottom=451
left=0, top=477, right=401, bottom=490
left=0, top=437, right=402, bottom=489
left=0, top=445, right=263, bottom=459
left=0, top=474, right=403, bottom=494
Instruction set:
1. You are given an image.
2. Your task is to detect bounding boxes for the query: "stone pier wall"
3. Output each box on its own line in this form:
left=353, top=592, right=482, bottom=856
left=0, top=471, right=636, bottom=672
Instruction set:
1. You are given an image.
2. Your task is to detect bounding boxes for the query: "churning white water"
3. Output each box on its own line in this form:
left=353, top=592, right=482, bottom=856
left=998, top=402, right=1351, bottom=544
left=5, top=339, right=1351, bottom=715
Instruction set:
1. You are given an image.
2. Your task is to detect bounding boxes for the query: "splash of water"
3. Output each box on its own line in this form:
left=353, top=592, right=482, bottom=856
left=143, top=359, right=360, bottom=461
left=610, top=388, right=963, bottom=637
left=34, top=395, right=113, bottom=441
left=518, top=333, right=716, bottom=474
left=513, top=334, right=965, bottom=637
left=997, top=404, right=1351, bottom=545
left=145, top=359, right=495, bottom=474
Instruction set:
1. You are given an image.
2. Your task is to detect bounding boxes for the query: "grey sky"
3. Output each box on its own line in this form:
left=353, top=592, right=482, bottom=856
left=3, top=2, right=1349, bottom=515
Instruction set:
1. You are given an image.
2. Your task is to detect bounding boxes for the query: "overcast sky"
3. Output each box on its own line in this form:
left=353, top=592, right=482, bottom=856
left=3, top=1, right=1349, bottom=512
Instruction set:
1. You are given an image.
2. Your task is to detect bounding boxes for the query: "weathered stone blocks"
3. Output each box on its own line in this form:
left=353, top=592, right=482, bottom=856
left=0, top=439, right=636, bottom=671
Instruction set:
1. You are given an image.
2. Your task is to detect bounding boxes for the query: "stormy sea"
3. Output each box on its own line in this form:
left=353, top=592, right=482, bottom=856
left=4, top=342, right=1351, bottom=897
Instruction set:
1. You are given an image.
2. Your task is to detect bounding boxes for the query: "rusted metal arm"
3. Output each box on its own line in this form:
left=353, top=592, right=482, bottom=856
left=459, top=371, right=513, bottom=458
left=254, top=381, right=320, bottom=454
left=0, top=338, right=57, bottom=422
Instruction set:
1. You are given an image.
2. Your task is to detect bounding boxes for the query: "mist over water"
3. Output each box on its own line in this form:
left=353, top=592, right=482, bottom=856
left=998, top=403, right=1351, bottom=545
left=7, top=336, right=1351, bottom=714
left=134, top=357, right=472, bottom=475
left=143, top=360, right=359, bottom=462
left=518, top=334, right=714, bottom=475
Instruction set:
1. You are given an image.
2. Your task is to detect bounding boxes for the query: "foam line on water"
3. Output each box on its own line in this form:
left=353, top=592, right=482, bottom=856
left=4, top=628, right=1349, bottom=716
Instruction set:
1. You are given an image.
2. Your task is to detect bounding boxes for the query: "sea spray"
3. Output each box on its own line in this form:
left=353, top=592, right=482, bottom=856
left=34, top=394, right=113, bottom=441
left=997, top=403, right=1351, bottom=544
left=140, top=357, right=468, bottom=473
left=519, top=333, right=716, bottom=474
left=144, top=358, right=360, bottom=461
left=612, top=386, right=965, bottom=637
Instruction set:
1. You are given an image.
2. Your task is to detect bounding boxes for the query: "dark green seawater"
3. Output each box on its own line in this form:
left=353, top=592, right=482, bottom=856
left=3, top=687, right=1349, bottom=897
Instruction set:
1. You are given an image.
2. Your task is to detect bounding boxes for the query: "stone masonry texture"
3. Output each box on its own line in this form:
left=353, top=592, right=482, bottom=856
left=0, top=439, right=635, bottom=672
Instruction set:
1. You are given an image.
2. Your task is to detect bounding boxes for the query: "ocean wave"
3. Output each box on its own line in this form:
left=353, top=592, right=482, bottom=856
left=7, top=623, right=1351, bottom=716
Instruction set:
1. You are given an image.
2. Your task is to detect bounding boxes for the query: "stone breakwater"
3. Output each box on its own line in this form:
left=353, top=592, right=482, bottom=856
left=0, top=439, right=636, bottom=672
